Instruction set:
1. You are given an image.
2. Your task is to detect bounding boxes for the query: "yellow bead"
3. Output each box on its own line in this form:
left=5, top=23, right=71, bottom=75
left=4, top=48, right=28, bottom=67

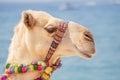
left=45, top=67, right=53, bottom=74
left=42, top=73, right=50, bottom=80
left=41, top=62, right=46, bottom=66
left=14, top=67, right=18, bottom=73
left=25, top=63, right=28, bottom=66
left=29, top=65, right=34, bottom=71
left=10, top=64, right=13, bottom=67
left=38, top=61, right=41, bottom=65
left=17, top=64, right=20, bottom=67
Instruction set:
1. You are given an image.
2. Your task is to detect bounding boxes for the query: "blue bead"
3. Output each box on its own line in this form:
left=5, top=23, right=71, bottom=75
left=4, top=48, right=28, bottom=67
left=58, top=63, right=62, bottom=68
left=25, top=66, right=29, bottom=71
left=42, top=66, right=46, bottom=70
left=34, top=61, right=37, bottom=65
left=10, top=67, right=15, bottom=73
left=40, top=77, right=44, bottom=80
left=20, top=64, right=23, bottom=67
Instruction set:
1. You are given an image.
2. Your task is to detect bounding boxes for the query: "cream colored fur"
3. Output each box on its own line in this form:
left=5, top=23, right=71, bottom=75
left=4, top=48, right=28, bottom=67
left=5, top=10, right=95, bottom=80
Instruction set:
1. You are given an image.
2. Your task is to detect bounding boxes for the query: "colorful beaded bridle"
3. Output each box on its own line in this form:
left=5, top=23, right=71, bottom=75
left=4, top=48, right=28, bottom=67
left=0, top=21, right=69, bottom=80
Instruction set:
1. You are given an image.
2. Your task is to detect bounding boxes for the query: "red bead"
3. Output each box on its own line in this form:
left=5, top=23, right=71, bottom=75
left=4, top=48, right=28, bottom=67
left=6, top=68, right=11, bottom=74
left=32, top=61, right=34, bottom=65
left=22, top=67, right=26, bottom=73
left=37, top=65, right=42, bottom=71
left=34, top=78, right=40, bottom=80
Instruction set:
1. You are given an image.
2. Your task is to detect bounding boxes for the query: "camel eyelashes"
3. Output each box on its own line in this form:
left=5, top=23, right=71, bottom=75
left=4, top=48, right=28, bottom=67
left=45, top=27, right=57, bottom=33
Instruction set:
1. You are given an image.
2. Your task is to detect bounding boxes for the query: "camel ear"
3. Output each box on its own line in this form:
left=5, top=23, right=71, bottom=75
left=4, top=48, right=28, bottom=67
left=22, top=12, right=36, bottom=29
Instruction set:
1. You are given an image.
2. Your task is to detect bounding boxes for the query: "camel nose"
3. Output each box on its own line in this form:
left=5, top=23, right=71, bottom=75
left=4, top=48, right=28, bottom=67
left=84, top=31, right=94, bottom=42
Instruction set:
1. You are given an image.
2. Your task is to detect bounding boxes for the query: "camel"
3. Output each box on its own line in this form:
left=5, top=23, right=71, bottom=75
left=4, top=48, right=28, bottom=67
left=0, top=10, right=95, bottom=80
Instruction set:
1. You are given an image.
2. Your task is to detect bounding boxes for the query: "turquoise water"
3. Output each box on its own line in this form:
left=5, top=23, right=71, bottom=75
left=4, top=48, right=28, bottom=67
left=0, top=2, right=120, bottom=80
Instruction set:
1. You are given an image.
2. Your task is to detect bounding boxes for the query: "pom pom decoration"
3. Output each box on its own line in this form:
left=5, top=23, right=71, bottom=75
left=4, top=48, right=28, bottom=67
left=0, top=75, right=9, bottom=80
left=5, top=61, right=46, bottom=74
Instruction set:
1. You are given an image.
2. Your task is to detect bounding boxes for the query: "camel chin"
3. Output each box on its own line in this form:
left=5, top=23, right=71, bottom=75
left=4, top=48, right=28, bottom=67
left=75, top=45, right=95, bottom=60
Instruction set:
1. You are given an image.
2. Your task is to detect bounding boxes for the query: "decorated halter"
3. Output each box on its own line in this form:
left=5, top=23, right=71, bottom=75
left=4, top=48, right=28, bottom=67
left=0, top=21, right=69, bottom=80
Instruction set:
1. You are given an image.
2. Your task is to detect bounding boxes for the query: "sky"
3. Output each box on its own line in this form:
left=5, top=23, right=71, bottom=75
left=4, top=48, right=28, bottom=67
left=0, top=0, right=120, bottom=4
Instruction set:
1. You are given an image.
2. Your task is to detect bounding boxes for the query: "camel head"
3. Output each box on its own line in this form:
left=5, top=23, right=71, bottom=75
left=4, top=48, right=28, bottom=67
left=9, top=10, right=95, bottom=65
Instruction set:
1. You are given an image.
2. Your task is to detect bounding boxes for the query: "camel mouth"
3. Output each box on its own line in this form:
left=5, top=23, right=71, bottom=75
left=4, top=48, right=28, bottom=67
left=74, top=45, right=95, bottom=59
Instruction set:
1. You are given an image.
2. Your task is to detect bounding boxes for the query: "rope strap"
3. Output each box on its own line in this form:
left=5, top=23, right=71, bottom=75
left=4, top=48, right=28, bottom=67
left=45, top=21, right=69, bottom=65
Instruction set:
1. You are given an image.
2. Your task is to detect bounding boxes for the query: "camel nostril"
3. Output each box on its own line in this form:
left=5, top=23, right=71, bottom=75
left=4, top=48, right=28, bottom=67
left=84, top=31, right=94, bottom=42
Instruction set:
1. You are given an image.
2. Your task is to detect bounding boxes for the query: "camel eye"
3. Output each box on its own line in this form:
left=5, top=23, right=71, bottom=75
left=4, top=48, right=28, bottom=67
left=45, top=27, right=57, bottom=33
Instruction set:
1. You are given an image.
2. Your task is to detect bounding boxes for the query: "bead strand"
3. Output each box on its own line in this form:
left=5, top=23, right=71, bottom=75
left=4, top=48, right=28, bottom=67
left=5, top=61, right=46, bottom=74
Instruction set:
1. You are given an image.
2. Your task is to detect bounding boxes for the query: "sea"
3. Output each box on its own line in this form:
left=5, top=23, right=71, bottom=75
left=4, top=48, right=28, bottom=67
left=0, top=2, right=120, bottom=80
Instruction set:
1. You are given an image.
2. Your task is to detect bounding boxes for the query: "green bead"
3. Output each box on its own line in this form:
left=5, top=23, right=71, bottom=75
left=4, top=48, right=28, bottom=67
left=28, top=63, right=31, bottom=66
left=34, top=64, right=37, bottom=70
left=6, top=63, right=10, bottom=69
left=18, top=67, right=22, bottom=73
left=23, top=64, right=25, bottom=66
left=15, top=64, right=18, bottom=67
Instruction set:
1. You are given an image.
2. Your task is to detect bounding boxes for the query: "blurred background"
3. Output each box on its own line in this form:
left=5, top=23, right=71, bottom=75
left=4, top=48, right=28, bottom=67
left=0, top=0, right=120, bottom=80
